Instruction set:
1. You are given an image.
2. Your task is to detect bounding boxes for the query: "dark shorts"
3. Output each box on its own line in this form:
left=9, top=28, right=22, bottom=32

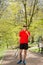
left=20, top=43, right=28, bottom=50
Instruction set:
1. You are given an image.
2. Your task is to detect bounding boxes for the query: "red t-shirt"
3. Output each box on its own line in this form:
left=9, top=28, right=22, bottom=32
left=19, top=30, right=30, bottom=44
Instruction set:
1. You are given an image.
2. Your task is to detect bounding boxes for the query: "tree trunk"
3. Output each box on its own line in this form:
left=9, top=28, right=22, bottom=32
left=41, top=47, right=43, bottom=54
left=23, top=0, right=27, bottom=29
left=28, top=0, right=38, bottom=27
left=7, top=43, right=9, bottom=48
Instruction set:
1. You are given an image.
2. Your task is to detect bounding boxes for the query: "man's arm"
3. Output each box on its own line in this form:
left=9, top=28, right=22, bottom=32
left=26, top=31, right=30, bottom=36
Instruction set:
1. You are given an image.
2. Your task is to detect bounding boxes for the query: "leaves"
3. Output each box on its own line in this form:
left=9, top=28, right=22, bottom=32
left=0, top=0, right=43, bottom=46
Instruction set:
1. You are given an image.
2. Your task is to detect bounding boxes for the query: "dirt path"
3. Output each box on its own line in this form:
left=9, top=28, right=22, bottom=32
left=0, top=50, right=43, bottom=65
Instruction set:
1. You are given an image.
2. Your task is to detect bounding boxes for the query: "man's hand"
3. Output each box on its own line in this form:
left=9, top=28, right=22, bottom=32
left=26, top=31, right=29, bottom=36
left=26, top=31, right=30, bottom=36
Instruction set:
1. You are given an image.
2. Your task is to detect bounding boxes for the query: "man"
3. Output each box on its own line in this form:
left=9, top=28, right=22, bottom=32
left=17, top=25, right=30, bottom=65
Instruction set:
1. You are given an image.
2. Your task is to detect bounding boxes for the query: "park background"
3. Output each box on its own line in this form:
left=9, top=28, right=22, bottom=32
left=0, top=0, right=43, bottom=61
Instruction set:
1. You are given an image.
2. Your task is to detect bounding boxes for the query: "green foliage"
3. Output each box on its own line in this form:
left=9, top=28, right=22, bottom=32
left=0, top=0, right=43, bottom=55
left=29, top=20, right=43, bottom=41
left=29, top=48, right=39, bottom=53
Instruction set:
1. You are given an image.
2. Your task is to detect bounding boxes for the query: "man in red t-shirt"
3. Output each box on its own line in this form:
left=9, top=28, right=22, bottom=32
left=17, top=25, right=30, bottom=65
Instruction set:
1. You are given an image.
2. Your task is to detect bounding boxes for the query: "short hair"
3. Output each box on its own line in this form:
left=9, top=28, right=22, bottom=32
left=23, top=25, right=27, bottom=27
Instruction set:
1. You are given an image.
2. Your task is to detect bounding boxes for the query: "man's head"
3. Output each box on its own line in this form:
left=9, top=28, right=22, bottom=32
left=23, top=25, right=27, bottom=30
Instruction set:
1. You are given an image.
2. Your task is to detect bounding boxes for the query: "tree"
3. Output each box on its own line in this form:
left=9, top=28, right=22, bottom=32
left=28, top=0, right=39, bottom=27
left=0, top=0, right=9, bottom=18
left=23, top=0, right=27, bottom=27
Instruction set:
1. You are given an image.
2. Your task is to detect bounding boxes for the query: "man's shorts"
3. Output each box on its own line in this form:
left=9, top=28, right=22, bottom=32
left=20, top=43, right=28, bottom=50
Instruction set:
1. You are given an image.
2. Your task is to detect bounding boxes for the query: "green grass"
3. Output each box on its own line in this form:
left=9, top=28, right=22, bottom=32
left=29, top=47, right=39, bottom=53
left=29, top=43, right=39, bottom=53
left=29, top=42, right=38, bottom=47
left=0, top=46, right=8, bottom=60
left=0, top=43, right=18, bottom=60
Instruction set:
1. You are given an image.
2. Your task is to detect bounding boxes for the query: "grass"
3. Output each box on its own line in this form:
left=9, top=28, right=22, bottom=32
left=29, top=42, right=39, bottom=53
left=0, top=46, right=8, bottom=60
left=29, top=47, right=39, bottom=53
left=0, top=43, right=18, bottom=60
left=29, top=42, right=38, bottom=47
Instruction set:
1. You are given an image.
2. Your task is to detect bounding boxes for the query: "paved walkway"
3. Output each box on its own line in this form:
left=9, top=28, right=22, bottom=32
left=0, top=50, right=43, bottom=65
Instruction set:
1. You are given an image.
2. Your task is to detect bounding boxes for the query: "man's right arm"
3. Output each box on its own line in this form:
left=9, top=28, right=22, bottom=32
left=26, top=31, right=30, bottom=36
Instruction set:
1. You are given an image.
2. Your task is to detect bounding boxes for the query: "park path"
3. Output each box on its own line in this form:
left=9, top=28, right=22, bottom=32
left=0, top=49, right=43, bottom=65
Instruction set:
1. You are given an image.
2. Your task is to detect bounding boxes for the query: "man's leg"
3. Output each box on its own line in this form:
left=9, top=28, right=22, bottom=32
left=23, top=50, right=27, bottom=65
left=17, top=49, right=23, bottom=64
left=23, top=50, right=27, bottom=61
left=20, top=49, right=22, bottom=60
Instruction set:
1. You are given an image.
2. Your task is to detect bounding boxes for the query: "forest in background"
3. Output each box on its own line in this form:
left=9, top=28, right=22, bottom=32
left=0, top=0, right=43, bottom=55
